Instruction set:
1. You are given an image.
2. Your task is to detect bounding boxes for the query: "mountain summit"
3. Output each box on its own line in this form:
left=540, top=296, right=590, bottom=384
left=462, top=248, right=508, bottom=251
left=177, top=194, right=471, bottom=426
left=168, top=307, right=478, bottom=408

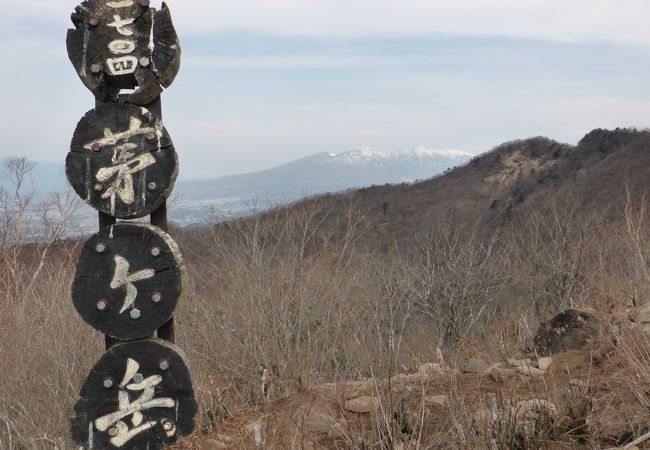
left=0, top=147, right=473, bottom=228
left=270, top=128, right=650, bottom=249
left=317, top=147, right=472, bottom=167
left=174, top=147, right=472, bottom=222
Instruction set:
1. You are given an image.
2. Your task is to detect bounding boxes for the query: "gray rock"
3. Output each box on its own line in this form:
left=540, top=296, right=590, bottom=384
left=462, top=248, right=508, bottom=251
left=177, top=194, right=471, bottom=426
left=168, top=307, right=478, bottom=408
left=345, top=396, right=381, bottom=413
left=533, top=309, right=599, bottom=356
left=462, top=358, right=489, bottom=374
left=516, top=365, right=546, bottom=377
left=635, top=302, right=650, bottom=323
left=418, top=362, right=444, bottom=375
left=537, top=357, right=553, bottom=371
left=490, top=367, right=518, bottom=382
left=473, top=400, right=557, bottom=440
left=423, top=395, right=448, bottom=407
left=290, top=407, right=348, bottom=438
left=204, top=439, right=230, bottom=449
left=513, top=399, right=558, bottom=433
left=569, top=378, right=588, bottom=389
left=506, top=358, right=532, bottom=367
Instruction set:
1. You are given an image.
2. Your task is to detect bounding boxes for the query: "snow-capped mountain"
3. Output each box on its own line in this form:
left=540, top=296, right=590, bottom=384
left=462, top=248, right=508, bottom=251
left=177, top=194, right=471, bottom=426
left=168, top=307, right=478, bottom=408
left=316, top=146, right=471, bottom=168
left=174, top=147, right=473, bottom=223
left=0, top=147, right=473, bottom=228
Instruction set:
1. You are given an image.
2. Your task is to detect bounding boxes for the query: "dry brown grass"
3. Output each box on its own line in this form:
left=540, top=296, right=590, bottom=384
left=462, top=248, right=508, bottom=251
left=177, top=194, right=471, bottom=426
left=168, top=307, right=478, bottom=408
left=2, top=155, right=650, bottom=449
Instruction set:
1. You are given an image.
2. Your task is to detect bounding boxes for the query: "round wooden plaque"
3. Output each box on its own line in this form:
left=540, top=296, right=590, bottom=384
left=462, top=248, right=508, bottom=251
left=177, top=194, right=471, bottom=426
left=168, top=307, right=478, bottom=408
left=66, top=0, right=181, bottom=105
left=71, top=339, right=197, bottom=449
left=66, top=103, right=178, bottom=219
left=72, top=223, right=185, bottom=340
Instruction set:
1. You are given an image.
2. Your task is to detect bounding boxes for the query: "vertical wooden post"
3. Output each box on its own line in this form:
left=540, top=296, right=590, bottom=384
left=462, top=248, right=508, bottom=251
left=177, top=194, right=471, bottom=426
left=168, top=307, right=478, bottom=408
left=146, top=96, right=175, bottom=344
left=66, top=1, right=195, bottom=448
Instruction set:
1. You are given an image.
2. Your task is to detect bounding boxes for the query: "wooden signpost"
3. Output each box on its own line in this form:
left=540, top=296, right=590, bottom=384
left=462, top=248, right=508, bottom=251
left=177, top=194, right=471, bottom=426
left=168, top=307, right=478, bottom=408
left=72, top=223, right=186, bottom=340
left=67, top=0, right=181, bottom=105
left=71, top=340, right=197, bottom=450
left=66, top=1, right=196, bottom=448
left=67, top=103, right=178, bottom=219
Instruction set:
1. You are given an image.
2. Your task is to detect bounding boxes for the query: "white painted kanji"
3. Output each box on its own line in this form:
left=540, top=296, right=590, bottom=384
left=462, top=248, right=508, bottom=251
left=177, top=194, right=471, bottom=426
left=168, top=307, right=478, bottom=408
left=107, top=56, right=139, bottom=75
left=108, top=40, right=137, bottom=55
left=87, top=116, right=160, bottom=206
left=107, top=15, right=135, bottom=36
left=110, top=255, right=155, bottom=313
left=104, top=3, right=139, bottom=75
left=84, top=116, right=158, bottom=151
left=106, top=0, right=134, bottom=7
left=95, top=358, right=175, bottom=447
left=96, top=153, right=155, bottom=205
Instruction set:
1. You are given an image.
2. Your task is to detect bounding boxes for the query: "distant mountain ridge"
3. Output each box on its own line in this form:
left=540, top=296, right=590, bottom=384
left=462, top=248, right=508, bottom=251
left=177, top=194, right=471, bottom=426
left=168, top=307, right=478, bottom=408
left=256, top=128, right=650, bottom=250
left=174, top=147, right=472, bottom=222
left=0, top=146, right=473, bottom=228
left=179, top=146, right=470, bottom=191
left=0, top=160, right=67, bottom=196
left=317, top=147, right=472, bottom=166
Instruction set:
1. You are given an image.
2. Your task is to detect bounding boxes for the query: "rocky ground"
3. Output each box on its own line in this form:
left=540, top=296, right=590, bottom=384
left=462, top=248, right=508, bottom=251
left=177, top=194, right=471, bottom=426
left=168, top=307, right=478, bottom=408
left=171, top=308, right=650, bottom=449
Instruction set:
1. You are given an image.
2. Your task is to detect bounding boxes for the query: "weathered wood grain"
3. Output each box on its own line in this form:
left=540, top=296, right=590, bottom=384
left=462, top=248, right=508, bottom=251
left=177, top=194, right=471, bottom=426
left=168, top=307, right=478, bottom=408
left=72, top=222, right=186, bottom=340
left=71, top=339, right=197, bottom=449
left=66, top=102, right=178, bottom=219
left=67, top=0, right=181, bottom=105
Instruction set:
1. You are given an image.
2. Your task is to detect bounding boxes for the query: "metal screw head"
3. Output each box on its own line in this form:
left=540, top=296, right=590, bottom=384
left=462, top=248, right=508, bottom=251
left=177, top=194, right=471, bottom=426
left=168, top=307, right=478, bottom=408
left=90, top=63, right=102, bottom=74
left=161, top=419, right=174, bottom=432
left=158, top=360, right=170, bottom=371
left=94, top=183, right=105, bottom=193
left=150, top=247, right=161, bottom=257
left=146, top=132, right=157, bottom=142
left=130, top=309, right=141, bottom=320
left=133, top=373, right=144, bottom=384
left=151, top=292, right=163, bottom=304
left=91, top=143, right=102, bottom=153
left=139, top=57, right=150, bottom=67
left=95, top=242, right=107, bottom=254
left=108, top=427, right=119, bottom=437
left=147, top=181, right=159, bottom=192
left=103, top=377, right=114, bottom=389
left=89, top=16, right=100, bottom=26
left=97, top=300, right=108, bottom=311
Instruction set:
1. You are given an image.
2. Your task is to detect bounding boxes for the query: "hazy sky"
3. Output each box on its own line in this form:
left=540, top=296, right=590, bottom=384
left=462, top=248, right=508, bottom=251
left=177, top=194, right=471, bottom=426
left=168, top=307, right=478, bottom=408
left=2, top=1, right=650, bottom=179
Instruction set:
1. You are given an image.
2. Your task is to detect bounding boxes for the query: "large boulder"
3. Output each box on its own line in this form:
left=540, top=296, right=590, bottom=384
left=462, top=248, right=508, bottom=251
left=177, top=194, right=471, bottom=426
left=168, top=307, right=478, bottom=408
left=533, top=309, right=599, bottom=356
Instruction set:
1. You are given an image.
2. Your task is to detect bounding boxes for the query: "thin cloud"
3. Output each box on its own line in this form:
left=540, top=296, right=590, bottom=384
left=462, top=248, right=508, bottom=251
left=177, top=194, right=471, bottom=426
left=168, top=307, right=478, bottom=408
left=13, top=0, right=650, bottom=46
left=3, top=1, right=650, bottom=178
left=184, top=54, right=401, bottom=70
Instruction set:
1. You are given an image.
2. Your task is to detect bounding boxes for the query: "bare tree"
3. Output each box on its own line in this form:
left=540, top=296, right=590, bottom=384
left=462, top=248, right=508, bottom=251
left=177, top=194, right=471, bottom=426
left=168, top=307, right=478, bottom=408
left=0, top=157, right=81, bottom=306
left=403, top=221, right=510, bottom=350
left=0, top=157, right=36, bottom=250
left=513, top=195, right=601, bottom=319
left=622, top=186, right=650, bottom=307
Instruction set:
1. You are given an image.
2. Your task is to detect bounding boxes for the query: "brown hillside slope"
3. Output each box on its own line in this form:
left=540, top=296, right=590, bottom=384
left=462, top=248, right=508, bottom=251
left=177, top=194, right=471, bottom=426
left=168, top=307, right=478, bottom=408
left=252, top=128, right=650, bottom=249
